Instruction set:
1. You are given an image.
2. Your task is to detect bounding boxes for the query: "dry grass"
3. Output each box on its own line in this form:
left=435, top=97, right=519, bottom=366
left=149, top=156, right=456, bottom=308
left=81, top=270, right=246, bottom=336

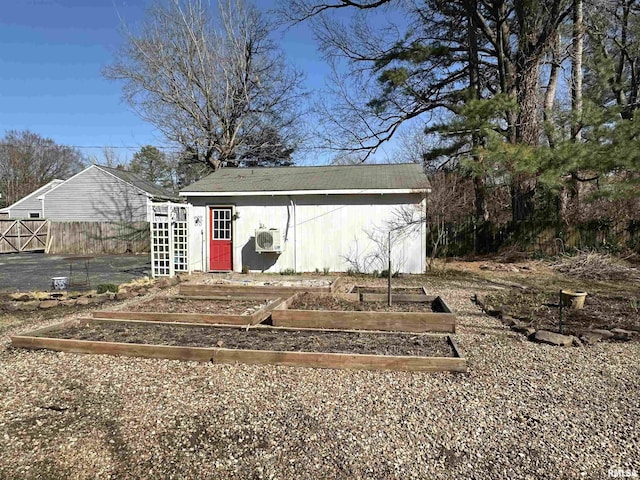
left=551, top=250, right=640, bottom=282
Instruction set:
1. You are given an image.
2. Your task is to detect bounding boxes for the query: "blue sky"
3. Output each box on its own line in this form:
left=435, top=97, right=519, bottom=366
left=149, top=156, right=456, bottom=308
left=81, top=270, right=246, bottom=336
left=0, top=0, right=338, bottom=165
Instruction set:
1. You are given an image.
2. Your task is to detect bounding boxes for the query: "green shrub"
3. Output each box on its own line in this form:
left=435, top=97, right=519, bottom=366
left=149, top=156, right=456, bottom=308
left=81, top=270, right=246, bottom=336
left=379, top=269, right=401, bottom=278
left=96, top=283, right=119, bottom=294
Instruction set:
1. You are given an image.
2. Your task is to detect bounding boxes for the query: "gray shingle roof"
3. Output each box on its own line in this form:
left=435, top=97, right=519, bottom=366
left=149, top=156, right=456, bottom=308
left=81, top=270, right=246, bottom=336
left=99, top=165, right=178, bottom=200
left=180, top=163, right=428, bottom=194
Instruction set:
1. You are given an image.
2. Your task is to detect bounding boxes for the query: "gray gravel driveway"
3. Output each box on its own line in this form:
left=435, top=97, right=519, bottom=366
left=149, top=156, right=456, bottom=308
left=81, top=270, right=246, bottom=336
left=0, top=253, right=151, bottom=292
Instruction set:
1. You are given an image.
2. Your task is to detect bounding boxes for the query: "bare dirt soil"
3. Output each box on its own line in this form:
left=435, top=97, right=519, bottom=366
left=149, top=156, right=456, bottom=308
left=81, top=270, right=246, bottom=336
left=0, top=303, right=101, bottom=337
left=34, top=321, right=454, bottom=357
left=351, top=287, right=425, bottom=294
left=124, top=297, right=269, bottom=315
left=289, top=292, right=441, bottom=312
left=184, top=273, right=334, bottom=288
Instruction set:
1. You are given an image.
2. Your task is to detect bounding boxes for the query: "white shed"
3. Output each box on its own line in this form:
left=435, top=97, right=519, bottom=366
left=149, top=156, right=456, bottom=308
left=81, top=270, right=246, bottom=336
left=180, top=163, right=429, bottom=274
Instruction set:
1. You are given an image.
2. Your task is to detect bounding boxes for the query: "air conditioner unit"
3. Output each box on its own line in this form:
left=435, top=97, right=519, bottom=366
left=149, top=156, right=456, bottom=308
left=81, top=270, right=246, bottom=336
left=255, top=228, right=283, bottom=253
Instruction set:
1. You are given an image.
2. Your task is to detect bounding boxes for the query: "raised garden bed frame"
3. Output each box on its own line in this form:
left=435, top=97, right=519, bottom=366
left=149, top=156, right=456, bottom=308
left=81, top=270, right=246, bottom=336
left=178, top=276, right=345, bottom=299
left=11, top=318, right=466, bottom=373
left=91, top=297, right=285, bottom=326
left=349, top=285, right=431, bottom=303
left=271, top=293, right=456, bottom=333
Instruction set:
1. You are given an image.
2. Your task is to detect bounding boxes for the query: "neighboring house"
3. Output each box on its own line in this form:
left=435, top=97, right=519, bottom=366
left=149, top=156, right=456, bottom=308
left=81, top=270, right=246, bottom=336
left=0, top=179, right=64, bottom=219
left=0, top=165, right=178, bottom=221
left=179, top=163, right=429, bottom=274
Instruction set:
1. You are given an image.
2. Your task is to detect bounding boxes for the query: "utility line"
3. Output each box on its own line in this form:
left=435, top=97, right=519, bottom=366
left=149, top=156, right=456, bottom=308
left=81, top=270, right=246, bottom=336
left=0, top=144, right=180, bottom=150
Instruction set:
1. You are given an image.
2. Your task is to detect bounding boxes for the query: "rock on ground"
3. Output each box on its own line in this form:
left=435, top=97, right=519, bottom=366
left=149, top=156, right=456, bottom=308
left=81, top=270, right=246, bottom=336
left=532, top=330, right=575, bottom=347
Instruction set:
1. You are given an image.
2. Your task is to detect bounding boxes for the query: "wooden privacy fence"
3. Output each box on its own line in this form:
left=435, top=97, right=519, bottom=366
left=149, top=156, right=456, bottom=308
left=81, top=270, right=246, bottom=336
left=0, top=220, right=150, bottom=255
left=47, top=222, right=150, bottom=255
left=429, top=218, right=640, bottom=256
left=0, top=219, right=50, bottom=253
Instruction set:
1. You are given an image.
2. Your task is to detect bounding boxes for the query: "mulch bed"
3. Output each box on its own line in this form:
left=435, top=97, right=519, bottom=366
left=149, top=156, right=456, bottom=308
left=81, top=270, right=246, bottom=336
left=486, top=288, right=640, bottom=336
left=289, top=293, right=441, bottom=313
left=124, top=298, right=268, bottom=315
left=35, top=322, right=455, bottom=357
left=557, top=294, right=639, bottom=335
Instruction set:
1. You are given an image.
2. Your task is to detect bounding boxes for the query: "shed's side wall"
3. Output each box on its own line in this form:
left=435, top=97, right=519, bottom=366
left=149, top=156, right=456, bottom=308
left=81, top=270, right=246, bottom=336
left=6, top=194, right=44, bottom=219
left=42, top=168, right=150, bottom=221
left=6, top=182, right=60, bottom=219
left=186, top=194, right=426, bottom=274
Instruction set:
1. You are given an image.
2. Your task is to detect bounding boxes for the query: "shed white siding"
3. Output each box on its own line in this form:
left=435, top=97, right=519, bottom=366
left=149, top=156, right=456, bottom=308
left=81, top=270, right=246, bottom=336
left=42, top=167, right=150, bottom=221
left=186, top=193, right=426, bottom=274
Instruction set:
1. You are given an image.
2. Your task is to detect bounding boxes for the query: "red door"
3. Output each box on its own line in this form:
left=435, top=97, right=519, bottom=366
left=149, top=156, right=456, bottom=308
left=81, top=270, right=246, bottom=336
left=209, top=207, right=232, bottom=271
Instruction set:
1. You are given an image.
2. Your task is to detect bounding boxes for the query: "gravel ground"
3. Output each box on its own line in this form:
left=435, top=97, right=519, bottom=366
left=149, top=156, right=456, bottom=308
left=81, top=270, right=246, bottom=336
left=0, top=275, right=638, bottom=479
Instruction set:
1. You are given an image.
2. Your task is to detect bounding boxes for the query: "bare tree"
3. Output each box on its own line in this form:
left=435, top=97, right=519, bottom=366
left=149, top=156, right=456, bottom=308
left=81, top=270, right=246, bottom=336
left=168, top=148, right=212, bottom=190
left=0, top=130, right=85, bottom=206
left=342, top=228, right=407, bottom=274
left=105, top=0, right=306, bottom=170
left=388, top=171, right=472, bottom=270
left=86, top=147, right=126, bottom=169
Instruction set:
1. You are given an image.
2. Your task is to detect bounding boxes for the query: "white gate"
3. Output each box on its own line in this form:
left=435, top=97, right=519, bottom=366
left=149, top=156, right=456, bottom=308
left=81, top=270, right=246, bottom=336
left=150, top=203, right=190, bottom=277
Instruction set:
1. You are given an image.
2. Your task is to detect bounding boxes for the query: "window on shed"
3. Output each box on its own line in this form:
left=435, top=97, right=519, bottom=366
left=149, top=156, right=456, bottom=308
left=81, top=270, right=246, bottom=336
left=28, top=212, right=41, bottom=219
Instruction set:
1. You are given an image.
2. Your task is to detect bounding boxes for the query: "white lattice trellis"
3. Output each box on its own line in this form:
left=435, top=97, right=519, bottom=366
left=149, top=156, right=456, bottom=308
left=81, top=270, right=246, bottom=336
left=150, top=203, right=190, bottom=277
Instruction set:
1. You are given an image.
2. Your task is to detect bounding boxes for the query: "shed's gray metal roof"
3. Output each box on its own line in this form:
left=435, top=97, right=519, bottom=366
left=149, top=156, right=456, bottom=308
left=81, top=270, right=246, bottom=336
left=181, top=163, right=428, bottom=194
left=99, top=165, right=178, bottom=200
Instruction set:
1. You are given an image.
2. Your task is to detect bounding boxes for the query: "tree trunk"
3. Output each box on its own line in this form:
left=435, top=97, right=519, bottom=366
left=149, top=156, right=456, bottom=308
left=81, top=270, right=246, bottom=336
left=465, top=0, right=490, bottom=223
left=511, top=178, right=536, bottom=222
left=559, top=0, right=584, bottom=222
left=512, top=54, right=541, bottom=222
left=544, top=31, right=561, bottom=147
left=474, top=174, right=490, bottom=222
left=515, top=55, right=542, bottom=145
left=492, top=0, right=518, bottom=143
left=571, top=0, right=583, bottom=140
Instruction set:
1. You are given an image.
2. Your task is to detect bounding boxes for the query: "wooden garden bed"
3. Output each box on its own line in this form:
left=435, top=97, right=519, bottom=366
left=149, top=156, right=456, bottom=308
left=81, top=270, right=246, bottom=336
left=349, top=285, right=431, bottom=303
left=178, top=276, right=345, bottom=299
left=10, top=318, right=467, bottom=372
left=92, top=297, right=284, bottom=326
left=271, top=293, right=456, bottom=333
